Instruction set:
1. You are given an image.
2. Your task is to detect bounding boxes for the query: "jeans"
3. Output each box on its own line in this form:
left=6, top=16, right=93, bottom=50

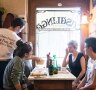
left=0, top=60, right=10, bottom=90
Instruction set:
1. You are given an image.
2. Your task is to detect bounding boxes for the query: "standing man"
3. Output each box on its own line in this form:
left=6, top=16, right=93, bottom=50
left=0, top=17, right=25, bottom=90
left=76, top=37, right=96, bottom=90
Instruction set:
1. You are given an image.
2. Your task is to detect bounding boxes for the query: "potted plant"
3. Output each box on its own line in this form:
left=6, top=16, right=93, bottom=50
left=0, top=7, right=6, bottom=15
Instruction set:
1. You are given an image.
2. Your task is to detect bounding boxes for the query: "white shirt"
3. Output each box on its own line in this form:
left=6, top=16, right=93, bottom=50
left=85, top=58, right=96, bottom=86
left=0, top=28, right=20, bottom=60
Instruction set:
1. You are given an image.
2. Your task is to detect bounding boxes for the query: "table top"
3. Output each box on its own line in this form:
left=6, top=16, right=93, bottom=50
left=28, top=67, right=76, bottom=81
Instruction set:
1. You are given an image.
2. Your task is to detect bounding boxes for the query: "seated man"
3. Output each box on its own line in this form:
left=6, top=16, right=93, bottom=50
left=76, top=37, right=96, bottom=90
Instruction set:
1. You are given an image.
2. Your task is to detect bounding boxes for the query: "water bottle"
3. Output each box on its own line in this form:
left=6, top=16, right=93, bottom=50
left=53, top=55, right=58, bottom=74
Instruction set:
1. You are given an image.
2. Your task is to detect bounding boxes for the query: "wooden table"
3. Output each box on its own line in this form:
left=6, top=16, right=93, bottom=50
left=28, top=67, right=76, bottom=90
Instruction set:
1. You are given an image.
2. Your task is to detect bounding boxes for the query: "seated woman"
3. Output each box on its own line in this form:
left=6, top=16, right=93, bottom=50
left=3, top=40, right=42, bottom=90
left=62, top=40, right=86, bottom=89
left=13, top=41, right=44, bottom=78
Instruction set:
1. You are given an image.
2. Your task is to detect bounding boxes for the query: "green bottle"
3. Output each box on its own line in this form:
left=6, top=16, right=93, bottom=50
left=53, top=55, right=58, bottom=74
left=48, top=59, right=54, bottom=75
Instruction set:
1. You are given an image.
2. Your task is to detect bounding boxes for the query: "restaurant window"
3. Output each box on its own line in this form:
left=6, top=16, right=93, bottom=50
left=36, top=8, right=81, bottom=66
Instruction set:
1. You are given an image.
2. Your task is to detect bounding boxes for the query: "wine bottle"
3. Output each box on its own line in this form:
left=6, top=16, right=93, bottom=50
left=48, top=59, right=54, bottom=75
left=46, top=52, right=50, bottom=67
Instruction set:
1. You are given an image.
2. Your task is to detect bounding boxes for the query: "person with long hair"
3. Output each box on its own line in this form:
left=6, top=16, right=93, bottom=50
left=3, top=40, right=42, bottom=90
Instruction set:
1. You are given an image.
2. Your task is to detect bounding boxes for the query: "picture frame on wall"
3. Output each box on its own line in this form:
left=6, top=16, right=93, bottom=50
left=92, top=0, right=96, bottom=8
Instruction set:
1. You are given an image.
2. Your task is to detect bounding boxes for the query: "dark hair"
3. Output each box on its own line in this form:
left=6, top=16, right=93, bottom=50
left=11, top=18, right=25, bottom=28
left=85, top=37, right=96, bottom=53
left=14, top=40, right=32, bottom=58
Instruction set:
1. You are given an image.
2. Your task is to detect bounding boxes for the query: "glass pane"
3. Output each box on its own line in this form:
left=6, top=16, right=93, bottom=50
left=36, top=8, right=81, bottom=67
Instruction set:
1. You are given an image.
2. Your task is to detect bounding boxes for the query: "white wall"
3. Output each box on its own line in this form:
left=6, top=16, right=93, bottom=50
left=0, top=0, right=26, bottom=15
